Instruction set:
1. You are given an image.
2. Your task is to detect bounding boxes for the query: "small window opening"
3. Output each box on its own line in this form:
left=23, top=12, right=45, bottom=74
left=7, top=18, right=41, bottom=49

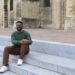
left=44, top=0, right=50, bottom=7
left=10, top=0, right=13, bottom=10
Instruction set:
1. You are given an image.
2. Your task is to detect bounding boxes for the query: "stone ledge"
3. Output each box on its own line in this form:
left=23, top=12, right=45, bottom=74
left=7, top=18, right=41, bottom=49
left=0, top=35, right=75, bottom=59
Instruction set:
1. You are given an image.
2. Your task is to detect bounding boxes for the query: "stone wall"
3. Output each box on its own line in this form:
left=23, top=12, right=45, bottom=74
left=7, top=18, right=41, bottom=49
left=20, top=0, right=40, bottom=28
left=40, top=0, right=52, bottom=28
left=65, top=0, right=75, bottom=30
left=1, top=0, right=75, bottom=30
left=0, top=0, right=66, bottom=29
left=0, top=0, right=4, bottom=27
left=21, top=0, right=52, bottom=28
left=21, top=1, right=40, bottom=19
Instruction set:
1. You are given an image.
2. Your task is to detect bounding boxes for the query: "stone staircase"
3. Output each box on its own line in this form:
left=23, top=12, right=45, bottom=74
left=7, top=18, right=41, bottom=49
left=0, top=71, right=19, bottom=75
left=0, top=56, right=19, bottom=75
left=0, top=36, right=75, bottom=75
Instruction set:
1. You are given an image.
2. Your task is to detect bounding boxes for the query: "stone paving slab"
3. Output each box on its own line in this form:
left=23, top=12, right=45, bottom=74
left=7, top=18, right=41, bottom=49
left=0, top=71, right=19, bottom=75
left=0, top=28, right=75, bottom=44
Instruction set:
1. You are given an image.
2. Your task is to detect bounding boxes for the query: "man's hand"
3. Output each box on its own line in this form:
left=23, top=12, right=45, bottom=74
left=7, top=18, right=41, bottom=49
left=20, top=39, right=29, bottom=45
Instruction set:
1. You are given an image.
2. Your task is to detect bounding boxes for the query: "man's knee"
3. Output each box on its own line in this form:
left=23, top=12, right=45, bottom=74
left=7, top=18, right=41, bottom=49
left=4, top=46, right=11, bottom=52
left=21, top=44, right=29, bottom=47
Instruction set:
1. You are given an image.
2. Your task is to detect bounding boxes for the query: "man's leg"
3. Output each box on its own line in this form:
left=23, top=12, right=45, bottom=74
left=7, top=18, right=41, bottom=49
left=0, top=45, right=20, bottom=73
left=3, top=46, right=20, bottom=66
left=17, top=44, right=29, bottom=66
left=20, top=44, right=29, bottom=59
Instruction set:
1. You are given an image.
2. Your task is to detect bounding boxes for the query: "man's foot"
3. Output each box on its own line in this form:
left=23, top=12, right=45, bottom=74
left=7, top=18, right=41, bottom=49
left=0, top=66, right=8, bottom=73
left=17, top=59, right=23, bottom=66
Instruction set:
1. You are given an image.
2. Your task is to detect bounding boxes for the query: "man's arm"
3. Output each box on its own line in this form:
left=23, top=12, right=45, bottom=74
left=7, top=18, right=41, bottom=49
left=25, top=32, right=32, bottom=45
left=20, top=39, right=31, bottom=45
left=11, top=33, right=21, bottom=45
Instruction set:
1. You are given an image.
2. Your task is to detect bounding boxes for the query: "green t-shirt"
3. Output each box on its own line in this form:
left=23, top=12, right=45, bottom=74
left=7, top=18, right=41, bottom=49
left=11, top=30, right=32, bottom=46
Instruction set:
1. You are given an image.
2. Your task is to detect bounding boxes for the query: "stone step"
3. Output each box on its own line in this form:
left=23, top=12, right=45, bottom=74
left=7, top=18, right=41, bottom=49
left=0, top=57, right=62, bottom=75
left=10, top=63, right=63, bottom=75
left=0, top=71, right=19, bottom=75
left=9, top=51, right=75, bottom=75
left=0, top=50, right=75, bottom=75
left=0, top=36, right=75, bottom=75
left=31, top=40, right=75, bottom=59
left=0, top=36, right=75, bottom=59
left=0, top=58, right=19, bottom=75
left=23, top=51, right=75, bottom=75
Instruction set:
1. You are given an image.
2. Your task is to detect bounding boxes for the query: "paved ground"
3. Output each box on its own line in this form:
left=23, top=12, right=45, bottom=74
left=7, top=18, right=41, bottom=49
left=0, top=28, right=75, bottom=44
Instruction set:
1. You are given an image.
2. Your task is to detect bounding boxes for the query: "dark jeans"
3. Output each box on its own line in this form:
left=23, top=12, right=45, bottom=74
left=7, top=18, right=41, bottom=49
left=3, top=44, right=29, bottom=65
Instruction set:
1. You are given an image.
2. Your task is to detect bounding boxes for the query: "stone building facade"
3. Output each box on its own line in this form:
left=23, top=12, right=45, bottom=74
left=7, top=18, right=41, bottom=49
left=0, top=0, right=75, bottom=30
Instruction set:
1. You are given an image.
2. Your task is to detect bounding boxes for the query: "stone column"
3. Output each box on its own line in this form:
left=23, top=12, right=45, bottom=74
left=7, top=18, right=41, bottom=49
left=13, top=0, right=22, bottom=28
left=8, top=0, right=10, bottom=27
left=3, top=0, right=8, bottom=28
left=13, top=0, right=18, bottom=21
left=13, top=0, right=18, bottom=28
left=0, top=0, right=4, bottom=27
left=60, top=0, right=66, bottom=29
left=16, top=0, right=21, bottom=20
left=65, top=0, right=75, bottom=30
left=52, top=0, right=61, bottom=29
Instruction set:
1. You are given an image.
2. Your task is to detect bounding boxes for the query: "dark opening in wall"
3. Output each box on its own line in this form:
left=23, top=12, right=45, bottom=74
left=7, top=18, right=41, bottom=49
left=4, top=5, right=7, bottom=11
left=30, top=0, right=39, bottom=1
left=24, top=0, right=39, bottom=1
left=22, top=0, right=39, bottom=2
left=44, top=0, right=50, bottom=7
left=10, top=0, right=13, bottom=10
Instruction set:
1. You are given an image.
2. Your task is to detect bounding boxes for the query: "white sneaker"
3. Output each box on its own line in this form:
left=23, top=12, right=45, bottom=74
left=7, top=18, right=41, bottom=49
left=0, top=66, right=8, bottom=73
left=17, top=59, right=23, bottom=66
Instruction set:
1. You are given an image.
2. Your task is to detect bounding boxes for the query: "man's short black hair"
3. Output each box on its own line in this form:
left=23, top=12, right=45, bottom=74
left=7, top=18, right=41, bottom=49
left=16, top=21, right=23, bottom=25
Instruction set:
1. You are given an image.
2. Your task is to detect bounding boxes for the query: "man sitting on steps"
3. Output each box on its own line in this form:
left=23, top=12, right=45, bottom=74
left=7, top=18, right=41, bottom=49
left=0, top=21, right=32, bottom=73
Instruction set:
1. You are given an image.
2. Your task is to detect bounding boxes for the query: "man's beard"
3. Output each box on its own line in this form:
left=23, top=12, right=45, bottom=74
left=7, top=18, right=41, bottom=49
left=17, top=28, right=22, bottom=31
